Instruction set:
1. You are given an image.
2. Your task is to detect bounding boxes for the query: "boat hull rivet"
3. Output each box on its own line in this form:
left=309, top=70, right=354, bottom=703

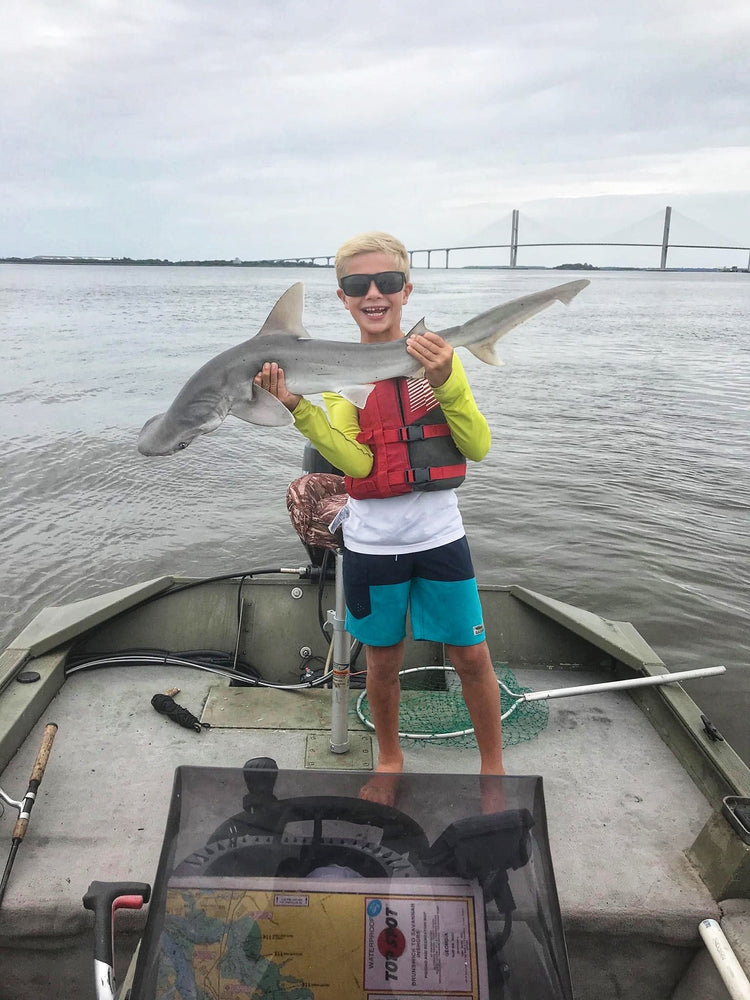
left=291, top=587, right=303, bottom=600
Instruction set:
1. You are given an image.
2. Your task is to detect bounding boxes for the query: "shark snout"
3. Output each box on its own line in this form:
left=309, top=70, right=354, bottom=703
left=137, top=413, right=186, bottom=456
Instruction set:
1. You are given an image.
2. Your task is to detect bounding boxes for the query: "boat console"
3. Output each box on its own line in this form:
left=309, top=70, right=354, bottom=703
left=86, top=761, right=573, bottom=999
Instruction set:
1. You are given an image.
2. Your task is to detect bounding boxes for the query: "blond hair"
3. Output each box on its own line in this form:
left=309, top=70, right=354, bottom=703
left=334, top=231, right=410, bottom=282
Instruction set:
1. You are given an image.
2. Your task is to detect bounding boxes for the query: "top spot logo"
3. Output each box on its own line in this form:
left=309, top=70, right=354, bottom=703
left=378, top=907, right=404, bottom=982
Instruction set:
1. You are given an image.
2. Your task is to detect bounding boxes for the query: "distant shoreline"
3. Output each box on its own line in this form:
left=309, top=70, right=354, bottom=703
left=0, top=256, right=326, bottom=268
left=0, top=256, right=746, bottom=274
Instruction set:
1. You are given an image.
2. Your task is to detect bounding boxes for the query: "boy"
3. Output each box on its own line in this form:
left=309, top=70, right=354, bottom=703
left=254, top=232, right=504, bottom=800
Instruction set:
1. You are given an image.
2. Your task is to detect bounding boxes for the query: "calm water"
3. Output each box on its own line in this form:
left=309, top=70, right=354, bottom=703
left=1, top=263, right=748, bottom=762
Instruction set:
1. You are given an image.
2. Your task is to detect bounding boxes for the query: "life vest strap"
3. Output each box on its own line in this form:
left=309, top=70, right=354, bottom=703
left=381, top=424, right=453, bottom=444
left=401, top=463, right=466, bottom=486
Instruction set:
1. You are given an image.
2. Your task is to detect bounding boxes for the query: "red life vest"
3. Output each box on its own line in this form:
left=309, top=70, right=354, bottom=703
left=345, top=378, right=466, bottom=500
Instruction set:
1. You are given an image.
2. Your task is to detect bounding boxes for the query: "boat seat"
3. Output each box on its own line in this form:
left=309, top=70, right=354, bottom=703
left=286, top=473, right=347, bottom=555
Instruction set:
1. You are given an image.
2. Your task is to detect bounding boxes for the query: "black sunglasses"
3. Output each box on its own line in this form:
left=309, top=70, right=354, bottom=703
left=338, top=271, right=406, bottom=297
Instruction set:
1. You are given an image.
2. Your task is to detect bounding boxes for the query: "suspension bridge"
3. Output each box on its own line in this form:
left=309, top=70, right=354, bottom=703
left=281, top=207, right=750, bottom=271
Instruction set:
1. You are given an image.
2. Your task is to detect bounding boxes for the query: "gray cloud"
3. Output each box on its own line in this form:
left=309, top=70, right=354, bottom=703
left=2, top=0, right=748, bottom=260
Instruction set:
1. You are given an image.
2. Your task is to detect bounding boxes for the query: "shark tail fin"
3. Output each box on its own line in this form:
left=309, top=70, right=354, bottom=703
left=465, top=278, right=590, bottom=366
left=552, top=278, right=591, bottom=304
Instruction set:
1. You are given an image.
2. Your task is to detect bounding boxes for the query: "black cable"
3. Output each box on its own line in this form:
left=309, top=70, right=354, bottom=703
left=317, top=548, right=333, bottom=642
left=66, top=646, right=260, bottom=677
left=65, top=652, right=335, bottom=690
left=171, top=567, right=297, bottom=592
left=64, top=561, right=366, bottom=686
left=232, top=573, right=253, bottom=673
left=76, top=566, right=303, bottom=639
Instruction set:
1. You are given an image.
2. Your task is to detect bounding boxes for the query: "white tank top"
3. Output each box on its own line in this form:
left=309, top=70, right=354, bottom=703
left=341, top=490, right=465, bottom=555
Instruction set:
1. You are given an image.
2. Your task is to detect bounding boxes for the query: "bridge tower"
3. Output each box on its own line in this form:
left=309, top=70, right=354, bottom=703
left=510, top=210, right=519, bottom=268
left=660, top=206, right=672, bottom=270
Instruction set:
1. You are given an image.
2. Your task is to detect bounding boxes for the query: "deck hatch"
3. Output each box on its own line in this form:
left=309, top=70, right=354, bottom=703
left=201, top=685, right=369, bottom=731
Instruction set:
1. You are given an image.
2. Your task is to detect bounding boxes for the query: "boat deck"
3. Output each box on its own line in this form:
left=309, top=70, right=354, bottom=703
left=0, top=659, right=718, bottom=1000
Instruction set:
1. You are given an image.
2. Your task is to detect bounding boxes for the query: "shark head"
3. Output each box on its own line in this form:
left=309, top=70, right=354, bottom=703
left=137, top=403, right=226, bottom=456
left=137, top=412, right=192, bottom=456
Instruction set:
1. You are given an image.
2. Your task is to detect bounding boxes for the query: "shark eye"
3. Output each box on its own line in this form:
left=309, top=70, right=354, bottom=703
left=178, top=442, right=189, bottom=450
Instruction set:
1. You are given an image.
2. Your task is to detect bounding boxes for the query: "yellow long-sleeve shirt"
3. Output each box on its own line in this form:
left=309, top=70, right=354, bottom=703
left=291, top=353, right=490, bottom=477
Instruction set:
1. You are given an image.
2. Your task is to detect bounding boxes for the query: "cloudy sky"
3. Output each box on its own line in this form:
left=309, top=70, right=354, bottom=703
left=3, top=0, right=749, bottom=267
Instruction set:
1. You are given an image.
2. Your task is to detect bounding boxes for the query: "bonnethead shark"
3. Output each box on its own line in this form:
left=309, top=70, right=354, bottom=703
left=137, top=278, right=589, bottom=456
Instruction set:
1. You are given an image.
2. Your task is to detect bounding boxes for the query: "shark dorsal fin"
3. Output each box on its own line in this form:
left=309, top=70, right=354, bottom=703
left=407, top=317, right=428, bottom=336
left=257, top=283, right=311, bottom=339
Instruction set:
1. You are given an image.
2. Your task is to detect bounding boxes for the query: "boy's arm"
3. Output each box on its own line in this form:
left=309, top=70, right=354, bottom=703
left=253, top=362, right=372, bottom=478
left=292, top=394, right=373, bottom=478
left=432, top=354, right=491, bottom=462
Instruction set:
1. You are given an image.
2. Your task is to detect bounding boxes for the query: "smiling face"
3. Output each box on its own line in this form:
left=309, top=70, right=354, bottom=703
left=336, top=251, right=413, bottom=343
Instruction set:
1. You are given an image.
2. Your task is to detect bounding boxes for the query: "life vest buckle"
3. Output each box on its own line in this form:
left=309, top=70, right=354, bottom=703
left=398, top=425, right=425, bottom=442
left=406, top=467, right=432, bottom=484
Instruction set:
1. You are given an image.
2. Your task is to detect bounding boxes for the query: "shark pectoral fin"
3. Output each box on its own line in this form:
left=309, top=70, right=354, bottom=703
left=256, top=283, right=311, bottom=339
left=230, top=385, right=295, bottom=426
left=467, top=344, right=505, bottom=366
left=336, top=384, right=376, bottom=409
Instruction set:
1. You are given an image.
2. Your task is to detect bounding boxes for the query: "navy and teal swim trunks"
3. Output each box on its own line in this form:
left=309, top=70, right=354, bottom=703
left=343, top=536, right=486, bottom=648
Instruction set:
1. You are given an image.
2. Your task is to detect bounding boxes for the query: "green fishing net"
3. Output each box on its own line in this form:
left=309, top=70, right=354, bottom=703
left=355, top=663, right=549, bottom=748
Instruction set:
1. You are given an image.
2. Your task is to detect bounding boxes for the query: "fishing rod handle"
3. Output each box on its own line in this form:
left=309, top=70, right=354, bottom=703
left=29, top=723, right=58, bottom=783
left=12, top=723, right=58, bottom=841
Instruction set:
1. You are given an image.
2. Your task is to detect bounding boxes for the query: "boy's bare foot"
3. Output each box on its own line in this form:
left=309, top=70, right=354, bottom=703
left=479, top=767, right=507, bottom=814
left=358, top=754, right=404, bottom=807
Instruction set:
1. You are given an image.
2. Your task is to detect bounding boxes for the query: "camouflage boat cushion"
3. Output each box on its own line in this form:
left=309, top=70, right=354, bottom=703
left=286, top=473, right=348, bottom=550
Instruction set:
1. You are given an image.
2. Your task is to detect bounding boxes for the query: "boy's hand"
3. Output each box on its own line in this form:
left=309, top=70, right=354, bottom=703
left=405, top=331, right=453, bottom=387
left=253, top=362, right=302, bottom=411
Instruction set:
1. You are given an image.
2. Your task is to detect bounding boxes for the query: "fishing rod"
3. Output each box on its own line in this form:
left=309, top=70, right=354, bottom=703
left=0, top=722, right=58, bottom=907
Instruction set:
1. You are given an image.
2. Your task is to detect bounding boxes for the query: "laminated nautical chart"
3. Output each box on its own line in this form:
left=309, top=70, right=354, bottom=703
left=158, top=876, right=489, bottom=999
